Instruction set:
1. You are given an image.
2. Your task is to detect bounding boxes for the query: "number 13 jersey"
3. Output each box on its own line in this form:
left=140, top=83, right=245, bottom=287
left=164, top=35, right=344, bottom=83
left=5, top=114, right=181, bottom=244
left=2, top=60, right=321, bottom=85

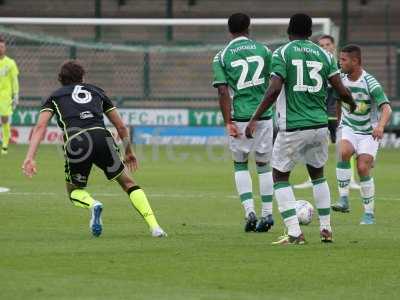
left=272, top=39, right=339, bottom=131
left=212, top=36, right=273, bottom=121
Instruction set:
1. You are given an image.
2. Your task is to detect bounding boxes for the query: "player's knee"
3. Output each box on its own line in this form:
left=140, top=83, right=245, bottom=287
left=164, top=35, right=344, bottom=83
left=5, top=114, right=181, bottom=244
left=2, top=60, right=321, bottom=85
left=340, top=151, right=352, bottom=162
left=307, top=165, right=324, bottom=181
left=255, top=161, right=271, bottom=174
left=233, top=161, right=248, bottom=171
left=357, top=162, right=370, bottom=177
left=272, top=168, right=289, bottom=183
left=115, top=172, right=136, bottom=192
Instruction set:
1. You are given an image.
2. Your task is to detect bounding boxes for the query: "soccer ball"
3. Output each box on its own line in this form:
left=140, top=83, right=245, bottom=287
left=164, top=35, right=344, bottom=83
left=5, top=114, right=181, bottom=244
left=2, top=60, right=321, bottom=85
left=295, top=200, right=314, bottom=225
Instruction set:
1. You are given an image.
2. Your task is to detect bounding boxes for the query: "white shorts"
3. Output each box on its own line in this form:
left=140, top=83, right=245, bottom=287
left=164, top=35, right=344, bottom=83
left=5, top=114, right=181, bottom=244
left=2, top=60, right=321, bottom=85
left=338, top=126, right=379, bottom=159
left=229, top=119, right=273, bottom=163
left=272, top=127, right=329, bottom=172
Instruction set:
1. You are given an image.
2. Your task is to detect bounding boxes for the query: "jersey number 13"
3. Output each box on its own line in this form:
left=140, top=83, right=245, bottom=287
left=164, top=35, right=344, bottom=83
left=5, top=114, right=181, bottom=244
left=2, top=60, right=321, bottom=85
left=292, top=59, right=323, bottom=93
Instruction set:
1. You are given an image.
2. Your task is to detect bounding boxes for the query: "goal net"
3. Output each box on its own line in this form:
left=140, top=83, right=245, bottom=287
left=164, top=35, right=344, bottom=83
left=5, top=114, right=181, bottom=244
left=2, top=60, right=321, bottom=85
left=0, top=18, right=337, bottom=107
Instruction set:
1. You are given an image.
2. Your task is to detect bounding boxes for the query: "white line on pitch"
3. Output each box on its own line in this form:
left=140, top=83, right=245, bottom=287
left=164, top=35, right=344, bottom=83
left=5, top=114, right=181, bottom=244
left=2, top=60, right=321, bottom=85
left=0, top=191, right=238, bottom=199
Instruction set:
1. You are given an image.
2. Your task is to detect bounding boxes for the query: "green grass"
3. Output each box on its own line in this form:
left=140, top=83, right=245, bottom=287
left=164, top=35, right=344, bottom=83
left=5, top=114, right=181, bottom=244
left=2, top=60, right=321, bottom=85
left=0, top=145, right=399, bottom=300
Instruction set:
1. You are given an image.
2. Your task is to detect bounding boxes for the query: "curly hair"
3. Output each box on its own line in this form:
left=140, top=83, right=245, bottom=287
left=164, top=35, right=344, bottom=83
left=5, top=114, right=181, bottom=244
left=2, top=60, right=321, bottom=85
left=58, top=60, right=85, bottom=86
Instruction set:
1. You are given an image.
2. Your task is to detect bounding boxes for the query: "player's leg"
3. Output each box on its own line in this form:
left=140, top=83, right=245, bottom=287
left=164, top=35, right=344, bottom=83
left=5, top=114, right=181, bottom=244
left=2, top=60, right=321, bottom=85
left=1, top=116, right=10, bottom=154
left=229, top=122, right=257, bottom=231
left=66, top=182, right=103, bottom=237
left=114, top=172, right=166, bottom=237
left=349, top=156, right=361, bottom=190
left=255, top=160, right=274, bottom=232
left=271, top=131, right=305, bottom=245
left=357, top=136, right=379, bottom=225
left=357, top=154, right=375, bottom=224
left=307, top=165, right=332, bottom=242
left=94, top=129, right=166, bottom=236
left=64, top=135, right=103, bottom=237
left=304, top=127, right=332, bottom=242
left=254, top=120, right=274, bottom=232
left=333, top=128, right=356, bottom=212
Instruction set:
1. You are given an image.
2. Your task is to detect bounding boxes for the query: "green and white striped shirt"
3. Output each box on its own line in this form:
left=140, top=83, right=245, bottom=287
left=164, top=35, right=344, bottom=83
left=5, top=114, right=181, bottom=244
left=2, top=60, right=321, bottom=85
left=340, top=70, right=389, bottom=134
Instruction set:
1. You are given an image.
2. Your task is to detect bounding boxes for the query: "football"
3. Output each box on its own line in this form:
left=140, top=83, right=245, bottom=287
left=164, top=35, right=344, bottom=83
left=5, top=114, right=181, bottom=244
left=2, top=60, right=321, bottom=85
left=295, top=200, right=314, bottom=225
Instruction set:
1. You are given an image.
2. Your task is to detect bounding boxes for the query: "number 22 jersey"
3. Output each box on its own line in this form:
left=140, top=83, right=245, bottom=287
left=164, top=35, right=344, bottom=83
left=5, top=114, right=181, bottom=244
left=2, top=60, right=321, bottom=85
left=212, top=36, right=273, bottom=121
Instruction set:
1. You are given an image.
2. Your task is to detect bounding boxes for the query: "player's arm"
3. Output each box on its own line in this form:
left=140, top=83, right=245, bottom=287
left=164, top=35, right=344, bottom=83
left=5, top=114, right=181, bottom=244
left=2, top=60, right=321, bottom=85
left=22, top=111, right=53, bottom=177
left=336, top=101, right=342, bottom=123
left=329, top=74, right=356, bottom=113
left=11, top=60, right=19, bottom=110
left=212, top=51, right=240, bottom=138
left=372, top=103, right=392, bottom=140
left=105, top=109, right=138, bottom=172
left=245, top=75, right=283, bottom=138
left=217, top=84, right=240, bottom=137
left=370, top=82, right=392, bottom=140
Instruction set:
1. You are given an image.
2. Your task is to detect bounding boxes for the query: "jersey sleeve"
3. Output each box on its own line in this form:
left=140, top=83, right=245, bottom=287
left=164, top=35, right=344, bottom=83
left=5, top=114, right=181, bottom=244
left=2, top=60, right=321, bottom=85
left=369, top=81, right=390, bottom=107
left=271, top=48, right=287, bottom=80
left=102, top=93, right=116, bottom=113
left=40, top=96, right=55, bottom=113
left=212, top=52, right=227, bottom=87
left=9, top=59, right=19, bottom=96
left=327, top=55, right=340, bottom=78
left=263, top=46, right=273, bottom=80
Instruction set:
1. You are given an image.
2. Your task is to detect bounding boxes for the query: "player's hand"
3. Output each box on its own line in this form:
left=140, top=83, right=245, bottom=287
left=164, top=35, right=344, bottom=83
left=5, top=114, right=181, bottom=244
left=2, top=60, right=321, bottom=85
left=226, top=122, right=241, bottom=138
left=245, top=120, right=256, bottom=139
left=124, top=150, right=138, bottom=172
left=22, top=158, right=37, bottom=178
left=349, top=101, right=357, bottom=113
left=372, top=126, right=384, bottom=141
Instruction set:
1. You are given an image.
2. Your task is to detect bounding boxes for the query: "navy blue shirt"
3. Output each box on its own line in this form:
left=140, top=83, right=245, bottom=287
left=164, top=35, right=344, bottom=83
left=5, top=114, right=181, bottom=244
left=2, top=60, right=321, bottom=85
left=41, top=83, right=115, bottom=140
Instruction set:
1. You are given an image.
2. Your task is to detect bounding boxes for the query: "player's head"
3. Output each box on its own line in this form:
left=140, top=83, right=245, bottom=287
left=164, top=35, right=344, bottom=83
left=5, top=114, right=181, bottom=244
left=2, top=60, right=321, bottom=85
left=58, top=60, right=85, bottom=86
left=287, top=13, right=312, bottom=39
left=340, top=44, right=362, bottom=74
left=0, top=37, right=6, bottom=57
left=318, top=34, right=335, bottom=54
left=228, top=13, right=250, bottom=36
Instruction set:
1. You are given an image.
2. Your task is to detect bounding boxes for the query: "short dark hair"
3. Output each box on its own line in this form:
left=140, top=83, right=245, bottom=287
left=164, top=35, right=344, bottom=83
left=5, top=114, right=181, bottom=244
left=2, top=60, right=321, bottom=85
left=58, top=60, right=85, bottom=86
left=318, top=34, right=335, bottom=44
left=0, top=37, right=5, bottom=44
left=341, top=44, right=362, bottom=63
left=228, top=13, right=250, bottom=34
left=287, top=13, right=312, bottom=37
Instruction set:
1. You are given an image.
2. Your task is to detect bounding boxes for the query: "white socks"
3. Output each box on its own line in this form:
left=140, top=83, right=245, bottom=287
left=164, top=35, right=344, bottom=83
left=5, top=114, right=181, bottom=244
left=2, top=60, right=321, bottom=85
left=312, top=178, right=331, bottom=231
left=360, top=176, right=375, bottom=214
left=336, top=161, right=351, bottom=197
left=257, top=164, right=273, bottom=218
left=274, top=182, right=301, bottom=237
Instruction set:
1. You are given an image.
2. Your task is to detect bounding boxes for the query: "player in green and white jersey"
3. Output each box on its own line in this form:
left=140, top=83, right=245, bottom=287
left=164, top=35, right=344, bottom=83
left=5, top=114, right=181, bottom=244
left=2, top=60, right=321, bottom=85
left=294, top=35, right=361, bottom=190
left=245, top=14, right=356, bottom=245
left=332, top=45, right=392, bottom=225
left=212, top=13, right=274, bottom=232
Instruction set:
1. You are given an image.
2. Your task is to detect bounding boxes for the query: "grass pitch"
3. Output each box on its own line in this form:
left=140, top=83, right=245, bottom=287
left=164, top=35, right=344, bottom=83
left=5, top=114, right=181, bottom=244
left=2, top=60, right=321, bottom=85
left=0, top=145, right=399, bottom=300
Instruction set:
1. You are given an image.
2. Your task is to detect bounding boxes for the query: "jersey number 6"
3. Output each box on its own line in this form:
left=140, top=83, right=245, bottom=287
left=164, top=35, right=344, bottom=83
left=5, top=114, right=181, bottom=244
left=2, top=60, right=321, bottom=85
left=72, top=85, right=93, bottom=104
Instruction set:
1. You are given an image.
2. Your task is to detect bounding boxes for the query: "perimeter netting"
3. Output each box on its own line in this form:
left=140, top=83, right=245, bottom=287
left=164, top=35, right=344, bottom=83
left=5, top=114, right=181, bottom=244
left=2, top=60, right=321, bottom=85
left=0, top=20, right=336, bottom=104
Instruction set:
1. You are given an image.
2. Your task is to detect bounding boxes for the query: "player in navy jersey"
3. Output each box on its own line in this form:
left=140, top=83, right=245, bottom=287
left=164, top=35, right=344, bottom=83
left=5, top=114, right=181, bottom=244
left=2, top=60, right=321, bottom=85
left=22, top=60, right=167, bottom=238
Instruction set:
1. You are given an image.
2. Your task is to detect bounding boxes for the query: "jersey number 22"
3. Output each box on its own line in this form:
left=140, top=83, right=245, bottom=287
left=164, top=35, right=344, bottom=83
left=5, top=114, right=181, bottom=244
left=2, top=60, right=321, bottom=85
left=231, top=56, right=265, bottom=90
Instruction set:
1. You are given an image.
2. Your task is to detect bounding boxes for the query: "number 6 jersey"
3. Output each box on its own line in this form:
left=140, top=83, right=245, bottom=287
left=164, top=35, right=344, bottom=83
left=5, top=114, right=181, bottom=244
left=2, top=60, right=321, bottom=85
left=271, top=39, right=339, bottom=131
left=212, top=36, right=273, bottom=121
left=41, top=83, right=116, bottom=142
